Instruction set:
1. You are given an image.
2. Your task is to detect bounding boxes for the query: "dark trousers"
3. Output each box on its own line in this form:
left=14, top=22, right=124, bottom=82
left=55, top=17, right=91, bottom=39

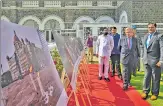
left=133, top=57, right=140, bottom=75
left=110, top=54, right=121, bottom=75
left=137, top=57, right=140, bottom=71
left=143, top=64, right=161, bottom=96
left=122, top=63, right=132, bottom=87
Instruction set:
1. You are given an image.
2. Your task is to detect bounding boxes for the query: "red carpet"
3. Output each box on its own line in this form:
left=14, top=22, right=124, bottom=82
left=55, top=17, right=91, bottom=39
left=68, top=64, right=151, bottom=106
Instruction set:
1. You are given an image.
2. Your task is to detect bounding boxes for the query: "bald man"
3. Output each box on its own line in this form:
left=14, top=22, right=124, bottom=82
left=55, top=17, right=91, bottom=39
left=118, top=28, right=140, bottom=90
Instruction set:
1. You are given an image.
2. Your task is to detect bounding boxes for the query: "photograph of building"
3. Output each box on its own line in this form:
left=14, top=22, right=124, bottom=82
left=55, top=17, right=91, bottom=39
left=1, top=21, right=66, bottom=106
left=1, top=0, right=163, bottom=106
left=5, top=31, right=46, bottom=82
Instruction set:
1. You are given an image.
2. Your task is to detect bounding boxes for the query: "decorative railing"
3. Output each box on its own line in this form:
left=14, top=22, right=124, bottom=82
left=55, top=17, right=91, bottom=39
left=1, top=0, right=124, bottom=8
left=77, top=1, right=92, bottom=7
left=1, top=1, right=16, bottom=7
left=44, top=1, right=61, bottom=7
left=97, top=1, right=113, bottom=6
left=65, top=1, right=77, bottom=7
left=22, top=1, right=39, bottom=7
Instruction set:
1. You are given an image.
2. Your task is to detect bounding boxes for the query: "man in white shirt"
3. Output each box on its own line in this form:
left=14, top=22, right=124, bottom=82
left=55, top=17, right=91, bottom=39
left=96, top=28, right=114, bottom=81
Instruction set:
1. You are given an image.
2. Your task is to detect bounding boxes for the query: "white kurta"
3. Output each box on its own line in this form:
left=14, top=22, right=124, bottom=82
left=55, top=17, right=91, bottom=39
left=96, top=34, right=114, bottom=78
left=96, top=35, right=114, bottom=57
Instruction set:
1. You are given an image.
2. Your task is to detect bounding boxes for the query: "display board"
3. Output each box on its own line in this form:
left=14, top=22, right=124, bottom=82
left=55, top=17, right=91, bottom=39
left=0, top=20, right=67, bottom=106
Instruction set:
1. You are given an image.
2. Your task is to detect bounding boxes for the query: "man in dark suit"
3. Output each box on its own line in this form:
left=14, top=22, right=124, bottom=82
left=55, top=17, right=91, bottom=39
left=141, top=23, right=163, bottom=100
left=118, top=27, right=140, bottom=90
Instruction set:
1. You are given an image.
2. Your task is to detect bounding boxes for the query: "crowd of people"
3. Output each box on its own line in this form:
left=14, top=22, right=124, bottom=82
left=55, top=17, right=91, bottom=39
left=86, top=23, right=163, bottom=101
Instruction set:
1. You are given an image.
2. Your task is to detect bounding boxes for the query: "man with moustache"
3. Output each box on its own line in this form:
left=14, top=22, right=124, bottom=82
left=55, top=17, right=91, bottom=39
left=141, top=23, right=163, bottom=100
left=96, top=28, right=114, bottom=82
left=118, top=28, right=140, bottom=90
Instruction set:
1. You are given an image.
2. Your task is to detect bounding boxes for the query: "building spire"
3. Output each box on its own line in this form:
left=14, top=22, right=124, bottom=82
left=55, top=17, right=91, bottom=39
left=14, top=30, right=20, bottom=42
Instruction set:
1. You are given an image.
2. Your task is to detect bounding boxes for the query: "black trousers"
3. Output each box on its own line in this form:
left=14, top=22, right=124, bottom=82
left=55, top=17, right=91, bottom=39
left=110, top=54, right=121, bottom=75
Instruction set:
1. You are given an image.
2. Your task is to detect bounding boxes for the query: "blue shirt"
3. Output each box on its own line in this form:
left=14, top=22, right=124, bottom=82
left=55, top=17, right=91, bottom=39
left=146, top=32, right=155, bottom=48
left=111, top=33, right=120, bottom=54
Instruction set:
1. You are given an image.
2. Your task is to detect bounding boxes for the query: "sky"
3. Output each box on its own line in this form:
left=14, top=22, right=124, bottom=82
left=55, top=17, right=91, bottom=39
left=1, top=20, right=42, bottom=74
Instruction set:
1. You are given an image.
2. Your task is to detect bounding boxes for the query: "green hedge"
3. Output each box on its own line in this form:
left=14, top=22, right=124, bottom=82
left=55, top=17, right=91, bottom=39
left=50, top=48, right=64, bottom=77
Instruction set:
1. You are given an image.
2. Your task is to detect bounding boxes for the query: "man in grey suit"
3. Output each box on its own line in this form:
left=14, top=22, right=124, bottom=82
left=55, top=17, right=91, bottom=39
left=141, top=23, right=163, bottom=100
left=118, top=28, right=140, bottom=90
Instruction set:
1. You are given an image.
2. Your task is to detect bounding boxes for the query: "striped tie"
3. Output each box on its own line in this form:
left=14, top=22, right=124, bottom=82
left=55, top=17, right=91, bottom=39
left=128, top=38, right=131, bottom=49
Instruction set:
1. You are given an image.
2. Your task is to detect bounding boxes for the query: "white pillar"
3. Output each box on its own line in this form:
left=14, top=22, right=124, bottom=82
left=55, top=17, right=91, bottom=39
left=116, top=26, right=122, bottom=35
left=92, top=27, right=98, bottom=54
left=49, top=30, right=52, bottom=42
left=76, top=24, right=85, bottom=44
left=92, top=27, right=98, bottom=36
left=76, top=24, right=79, bottom=38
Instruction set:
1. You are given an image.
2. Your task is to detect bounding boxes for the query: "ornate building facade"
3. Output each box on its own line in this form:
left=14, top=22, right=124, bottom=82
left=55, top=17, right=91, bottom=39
left=6, top=31, right=45, bottom=81
left=1, top=0, right=163, bottom=43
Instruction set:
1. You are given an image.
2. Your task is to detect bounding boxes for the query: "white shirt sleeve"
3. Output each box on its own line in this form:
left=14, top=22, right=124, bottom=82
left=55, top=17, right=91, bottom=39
left=110, top=36, right=114, bottom=52
left=96, top=36, right=100, bottom=54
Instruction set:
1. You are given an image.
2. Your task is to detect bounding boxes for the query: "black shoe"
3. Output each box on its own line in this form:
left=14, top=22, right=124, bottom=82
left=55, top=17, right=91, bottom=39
left=104, top=78, right=110, bottom=82
left=128, top=83, right=132, bottom=87
left=98, top=77, right=102, bottom=80
left=111, top=73, right=115, bottom=77
left=118, top=75, right=123, bottom=80
left=123, top=86, right=128, bottom=91
left=90, top=60, right=93, bottom=62
left=133, top=73, right=136, bottom=77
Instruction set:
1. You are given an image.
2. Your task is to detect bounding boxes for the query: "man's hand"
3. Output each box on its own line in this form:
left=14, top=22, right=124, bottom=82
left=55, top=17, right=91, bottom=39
left=156, top=61, right=161, bottom=67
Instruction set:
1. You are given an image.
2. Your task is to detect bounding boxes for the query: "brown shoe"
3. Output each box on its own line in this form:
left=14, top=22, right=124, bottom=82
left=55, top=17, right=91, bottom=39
left=150, top=95, right=158, bottom=101
left=141, top=93, right=148, bottom=100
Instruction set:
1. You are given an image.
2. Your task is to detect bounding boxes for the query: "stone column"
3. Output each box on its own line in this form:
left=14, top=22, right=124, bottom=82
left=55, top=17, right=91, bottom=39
left=92, top=26, right=98, bottom=54
left=49, top=30, right=52, bottom=43
left=76, top=24, right=80, bottom=38
left=92, top=27, right=98, bottom=36
left=116, top=26, right=122, bottom=36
